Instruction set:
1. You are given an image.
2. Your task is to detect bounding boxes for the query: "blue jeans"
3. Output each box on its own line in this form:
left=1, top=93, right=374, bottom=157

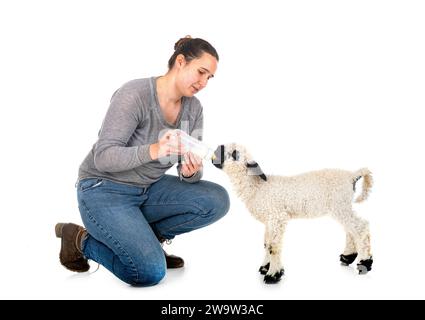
left=77, top=175, right=230, bottom=286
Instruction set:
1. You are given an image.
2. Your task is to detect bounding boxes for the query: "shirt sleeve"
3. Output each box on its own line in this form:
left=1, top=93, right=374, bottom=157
left=93, top=86, right=152, bottom=173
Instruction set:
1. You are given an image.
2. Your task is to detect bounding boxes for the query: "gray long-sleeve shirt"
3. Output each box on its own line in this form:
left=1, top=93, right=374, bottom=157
left=78, top=77, right=203, bottom=187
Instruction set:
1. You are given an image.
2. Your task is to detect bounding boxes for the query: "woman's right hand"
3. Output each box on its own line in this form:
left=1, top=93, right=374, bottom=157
left=149, top=130, right=185, bottom=160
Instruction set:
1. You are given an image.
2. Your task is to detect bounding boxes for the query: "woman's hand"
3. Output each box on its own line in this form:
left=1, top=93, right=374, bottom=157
left=149, top=130, right=185, bottom=160
left=181, top=152, right=203, bottom=177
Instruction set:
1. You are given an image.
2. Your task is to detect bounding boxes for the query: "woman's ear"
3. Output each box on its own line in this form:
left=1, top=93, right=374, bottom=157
left=246, top=161, right=267, bottom=181
left=176, top=54, right=186, bottom=68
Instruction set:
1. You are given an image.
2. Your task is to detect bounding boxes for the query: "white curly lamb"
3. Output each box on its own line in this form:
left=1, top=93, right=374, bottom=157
left=212, top=143, right=373, bottom=284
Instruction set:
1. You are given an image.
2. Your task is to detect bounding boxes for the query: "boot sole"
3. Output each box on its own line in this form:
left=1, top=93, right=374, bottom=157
left=61, top=262, right=90, bottom=273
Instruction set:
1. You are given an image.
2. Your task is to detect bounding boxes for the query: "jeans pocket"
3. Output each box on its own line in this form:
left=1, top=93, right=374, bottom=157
left=79, top=178, right=104, bottom=192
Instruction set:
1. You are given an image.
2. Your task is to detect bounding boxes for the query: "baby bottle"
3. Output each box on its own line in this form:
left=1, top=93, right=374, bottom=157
left=175, top=129, right=216, bottom=160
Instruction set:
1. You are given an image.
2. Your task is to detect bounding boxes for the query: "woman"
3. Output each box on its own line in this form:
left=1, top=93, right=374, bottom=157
left=55, top=36, right=230, bottom=286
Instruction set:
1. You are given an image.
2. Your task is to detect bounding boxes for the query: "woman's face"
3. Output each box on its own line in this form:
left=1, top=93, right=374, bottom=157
left=176, top=52, right=218, bottom=97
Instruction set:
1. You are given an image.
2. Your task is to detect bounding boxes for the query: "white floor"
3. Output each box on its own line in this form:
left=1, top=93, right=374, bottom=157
left=2, top=184, right=424, bottom=300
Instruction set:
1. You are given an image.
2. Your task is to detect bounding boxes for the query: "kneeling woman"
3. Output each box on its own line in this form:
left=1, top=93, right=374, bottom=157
left=55, top=36, right=230, bottom=286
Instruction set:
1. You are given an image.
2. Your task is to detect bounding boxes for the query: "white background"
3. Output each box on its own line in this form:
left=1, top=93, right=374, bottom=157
left=1, top=0, right=424, bottom=299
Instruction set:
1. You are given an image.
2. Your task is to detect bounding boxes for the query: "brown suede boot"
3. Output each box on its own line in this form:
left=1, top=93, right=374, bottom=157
left=158, top=237, right=184, bottom=269
left=164, top=250, right=185, bottom=269
left=55, top=223, right=90, bottom=272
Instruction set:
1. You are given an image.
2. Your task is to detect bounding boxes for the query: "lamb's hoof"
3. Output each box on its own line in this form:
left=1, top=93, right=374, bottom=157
left=264, top=269, right=284, bottom=284
left=340, top=252, right=358, bottom=266
left=357, top=257, right=373, bottom=275
left=259, top=263, right=270, bottom=275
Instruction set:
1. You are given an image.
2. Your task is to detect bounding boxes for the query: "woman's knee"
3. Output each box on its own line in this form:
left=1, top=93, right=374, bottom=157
left=115, top=245, right=167, bottom=286
left=201, top=183, right=230, bottom=221
left=122, top=262, right=166, bottom=287
left=134, top=268, right=166, bottom=286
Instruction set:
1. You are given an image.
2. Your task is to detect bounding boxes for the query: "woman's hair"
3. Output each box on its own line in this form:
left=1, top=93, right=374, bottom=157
left=168, top=35, right=219, bottom=69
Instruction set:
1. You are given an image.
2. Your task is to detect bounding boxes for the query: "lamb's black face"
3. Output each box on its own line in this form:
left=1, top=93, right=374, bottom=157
left=212, top=145, right=241, bottom=169
left=212, top=144, right=267, bottom=181
left=212, top=145, right=225, bottom=169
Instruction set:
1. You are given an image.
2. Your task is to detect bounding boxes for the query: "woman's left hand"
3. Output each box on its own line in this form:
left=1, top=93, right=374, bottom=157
left=181, top=152, right=203, bottom=177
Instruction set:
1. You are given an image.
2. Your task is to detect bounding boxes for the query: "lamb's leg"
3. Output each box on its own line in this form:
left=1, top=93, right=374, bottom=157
left=263, top=218, right=287, bottom=284
left=259, top=224, right=271, bottom=275
left=337, top=211, right=373, bottom=274
left=340, top=232, right=358, bottom=266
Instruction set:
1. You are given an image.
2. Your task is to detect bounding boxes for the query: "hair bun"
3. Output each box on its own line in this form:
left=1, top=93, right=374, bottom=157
left=174, top=35, right=192, bottom=50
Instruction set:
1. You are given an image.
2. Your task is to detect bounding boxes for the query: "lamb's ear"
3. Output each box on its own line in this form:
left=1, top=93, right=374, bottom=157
left=246, top=161, right=267, bottom=181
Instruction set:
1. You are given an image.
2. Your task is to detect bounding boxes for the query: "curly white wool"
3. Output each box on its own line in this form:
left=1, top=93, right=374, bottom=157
left=219, top=143, right=373, bottom=282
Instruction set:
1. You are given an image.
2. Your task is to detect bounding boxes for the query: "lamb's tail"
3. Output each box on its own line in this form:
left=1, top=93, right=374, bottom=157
left=352, top=168, right=373, bottom=203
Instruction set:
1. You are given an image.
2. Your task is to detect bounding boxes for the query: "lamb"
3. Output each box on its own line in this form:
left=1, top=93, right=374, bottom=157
left=211, top=143, right=373, bottom=284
